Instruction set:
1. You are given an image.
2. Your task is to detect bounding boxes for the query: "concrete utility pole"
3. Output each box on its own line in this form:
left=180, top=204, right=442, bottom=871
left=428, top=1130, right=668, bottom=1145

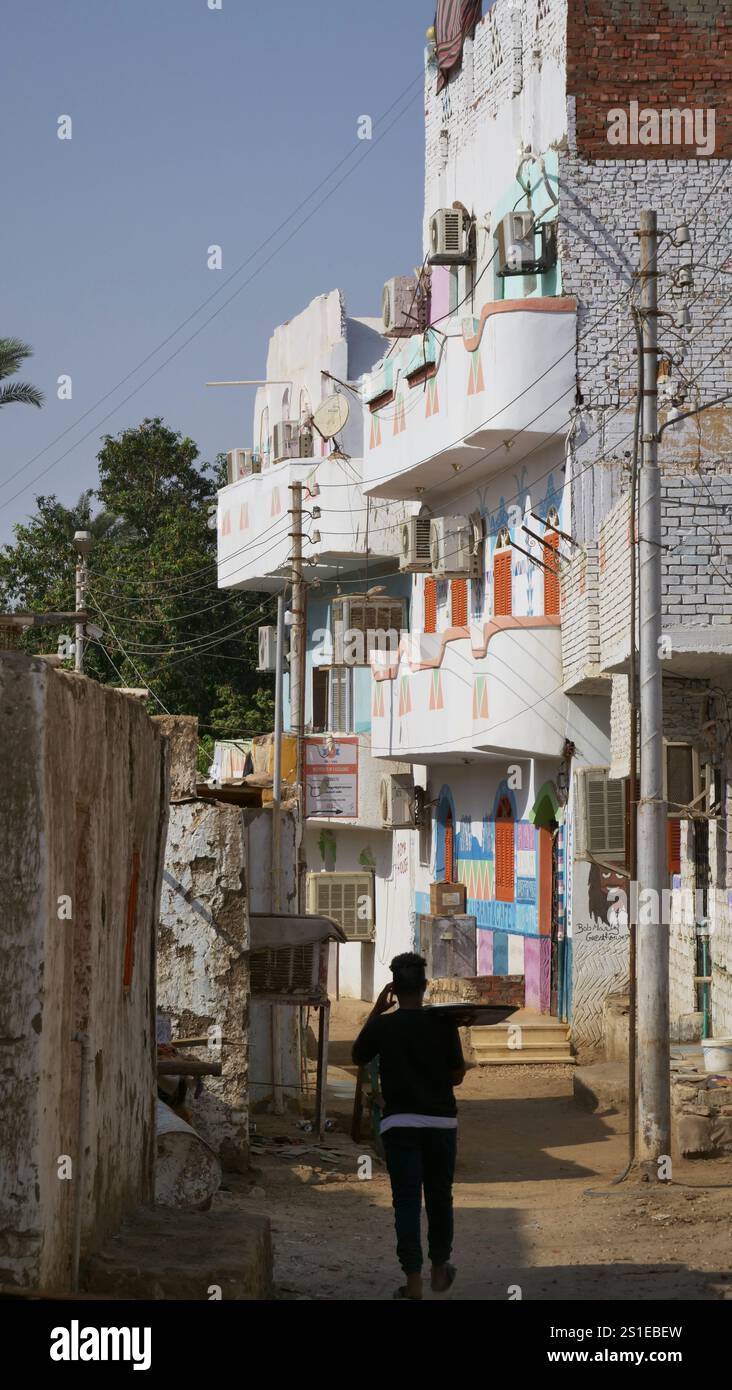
left=289, top=481, right=305, bottom=813
left=636, top=209, right=671, bottom=1174
left=73, top=530, right=92, bottom=673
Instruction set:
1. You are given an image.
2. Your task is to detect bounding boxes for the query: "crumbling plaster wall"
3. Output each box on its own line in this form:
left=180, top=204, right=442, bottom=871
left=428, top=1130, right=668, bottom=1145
left=0, top=655, right=168, bottom=1291
left=157, top=798, right=250, bottom=1170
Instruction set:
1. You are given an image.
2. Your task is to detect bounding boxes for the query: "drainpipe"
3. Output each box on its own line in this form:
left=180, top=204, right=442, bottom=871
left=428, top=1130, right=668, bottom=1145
left=71, top=1031, right=91, bottom=1291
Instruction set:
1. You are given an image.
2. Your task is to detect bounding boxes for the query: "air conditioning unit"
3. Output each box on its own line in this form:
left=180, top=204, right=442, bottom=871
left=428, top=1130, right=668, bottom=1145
left=429, top=516, right=482, bottom=578
left=497, top=211, right=558, bottom=277
left=382, top=276, right=426, bottom=337
left=576, top=768, right=626, bottom=860
left=379, top=774, right=414, bottom=829
left=400, top=516, right=433, bottom=572
left=257, top=626, right=277, bottom=673
left=429, top=208, right=473, bottom=265
left=226, top=449, right=261, bottom=484
left=272, top=420, right=314, bottom=463
left=307, top=871, right=375, bottom=941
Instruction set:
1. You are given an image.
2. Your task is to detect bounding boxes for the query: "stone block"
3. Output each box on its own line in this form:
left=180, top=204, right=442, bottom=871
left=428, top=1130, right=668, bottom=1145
left=675, top=1112, right=715, bottom=1157
left=154, top=715, right=199, bottom=799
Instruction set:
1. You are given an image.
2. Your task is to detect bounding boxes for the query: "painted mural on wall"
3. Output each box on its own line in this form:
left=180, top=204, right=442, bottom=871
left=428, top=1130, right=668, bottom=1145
left=417, top=780, right=553, bottom=1012
left=571, top=859, right=630, bottom=1052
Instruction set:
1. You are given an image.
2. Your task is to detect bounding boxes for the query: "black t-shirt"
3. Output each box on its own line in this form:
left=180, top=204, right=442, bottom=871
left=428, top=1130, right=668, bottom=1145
left=352, top=1008, right=464, bottom=1118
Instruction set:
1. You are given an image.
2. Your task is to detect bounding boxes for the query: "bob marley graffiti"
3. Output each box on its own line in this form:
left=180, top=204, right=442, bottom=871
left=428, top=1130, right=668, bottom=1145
left=587, top=861, right=629, bottom=938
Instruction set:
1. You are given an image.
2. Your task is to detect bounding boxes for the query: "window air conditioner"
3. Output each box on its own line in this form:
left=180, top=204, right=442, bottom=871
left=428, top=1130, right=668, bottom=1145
left=429, top=208, right=473, bottom=266
left=226, top=449, right=261, bottom=484
left=576, top=768, right=626, bottom=860
left=400, top=516, right=433, bottom=572
left=429, top=516, right=482, bottom=579
left=272, top=420, right=314, bottom=463
left=379, top=774, right=414, bottom=829
left=497, top=211, right=558, bottom=277
left=382, top=276, right=426, bottom=337
left=307, top=871, right=375, bottom=941
left=257, top=626, right=277, bottom=673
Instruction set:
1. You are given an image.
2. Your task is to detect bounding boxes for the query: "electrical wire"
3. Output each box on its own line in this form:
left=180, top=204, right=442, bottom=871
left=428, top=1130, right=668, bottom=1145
left=0, top=84, right=425, bottom=516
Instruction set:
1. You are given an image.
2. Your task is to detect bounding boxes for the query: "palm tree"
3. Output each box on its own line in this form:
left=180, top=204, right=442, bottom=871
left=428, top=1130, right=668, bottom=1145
left=0, top=337, right=44, bottom=409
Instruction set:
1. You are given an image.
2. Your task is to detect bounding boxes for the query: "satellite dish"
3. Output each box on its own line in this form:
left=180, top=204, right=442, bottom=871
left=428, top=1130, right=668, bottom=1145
left=312, top=393, right=350, bottom=440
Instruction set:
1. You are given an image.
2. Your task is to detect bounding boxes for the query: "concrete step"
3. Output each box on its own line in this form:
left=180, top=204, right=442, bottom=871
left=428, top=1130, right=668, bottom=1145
left=470, top=1013, right=574, bottom=1066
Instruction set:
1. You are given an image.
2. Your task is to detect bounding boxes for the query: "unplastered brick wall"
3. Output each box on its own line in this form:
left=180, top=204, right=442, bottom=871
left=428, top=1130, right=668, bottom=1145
left=560, top=541, right=600, bottom=683
left=566, top=0, right=732, bottom=160
left=662, top=474, right=732, bottom=627
left=598, top=492, right=633, bottom=662
left=663, top=675, right=711, bottom=745
left=610, top=674, right=632, bottom=779
left=560, top=82, right=731, bottom=544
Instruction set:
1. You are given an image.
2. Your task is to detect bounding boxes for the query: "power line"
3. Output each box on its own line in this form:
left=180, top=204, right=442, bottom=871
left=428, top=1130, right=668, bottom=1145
left=0, top=83, right=424, bottom=515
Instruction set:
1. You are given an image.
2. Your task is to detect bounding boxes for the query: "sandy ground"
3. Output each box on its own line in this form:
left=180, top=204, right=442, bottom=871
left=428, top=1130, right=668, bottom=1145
left=226, top=1004, right=732, bottom=1302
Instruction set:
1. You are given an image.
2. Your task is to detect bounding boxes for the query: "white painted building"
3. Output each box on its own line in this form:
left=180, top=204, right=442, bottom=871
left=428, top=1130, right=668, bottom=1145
left=217, top=289, right=417, bottom=1001
left=215, top=2, right=732, bottom=1048
left=360, top=0, right=732, bottom=1049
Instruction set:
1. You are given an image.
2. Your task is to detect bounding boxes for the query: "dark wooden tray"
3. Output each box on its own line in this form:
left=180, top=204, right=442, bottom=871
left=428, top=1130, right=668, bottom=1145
left=423, top=1003, right=519, bottom=1025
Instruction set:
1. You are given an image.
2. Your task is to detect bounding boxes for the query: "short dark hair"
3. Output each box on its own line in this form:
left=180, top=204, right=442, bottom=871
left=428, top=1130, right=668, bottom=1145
left=390, top=952, right=427, bottom=995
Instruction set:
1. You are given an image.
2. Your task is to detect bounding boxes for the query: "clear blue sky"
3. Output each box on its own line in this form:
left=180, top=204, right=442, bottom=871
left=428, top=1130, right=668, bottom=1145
left=0, top=0, right=430, bottom=539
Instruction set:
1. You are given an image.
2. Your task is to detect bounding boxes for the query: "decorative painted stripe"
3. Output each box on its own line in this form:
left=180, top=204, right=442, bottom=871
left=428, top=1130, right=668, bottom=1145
left=428, top=669, right=444, bottom=711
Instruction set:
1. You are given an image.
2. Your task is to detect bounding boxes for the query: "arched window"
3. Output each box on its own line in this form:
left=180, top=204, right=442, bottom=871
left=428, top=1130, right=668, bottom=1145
left=282, top=387, right=291, bottom=423
left=495, top=795, right=514, bottom=902
left=493, top=527, right=512, bottom=616
left=451, top=577, right=468, bottom=626
left=443, top=809, right=455, bottom=883
left=424, top=576, right=437, bottom=634
left=544, top=507, right=560, bottom=616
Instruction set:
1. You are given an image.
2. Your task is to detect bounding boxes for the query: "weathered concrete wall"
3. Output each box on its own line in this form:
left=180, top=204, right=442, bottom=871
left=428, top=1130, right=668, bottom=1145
left=0, top=655, right=168, bottom=1291
left=158, top=800, right=250, bottom=1170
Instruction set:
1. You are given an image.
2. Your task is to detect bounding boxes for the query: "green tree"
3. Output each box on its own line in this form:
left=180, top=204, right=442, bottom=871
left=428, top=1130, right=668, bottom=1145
left=0, top=337, right=44, bottom=409
left=0, top=420, right=274, bottom=734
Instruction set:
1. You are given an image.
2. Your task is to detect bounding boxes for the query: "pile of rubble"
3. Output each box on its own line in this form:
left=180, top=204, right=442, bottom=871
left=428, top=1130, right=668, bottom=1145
left=672, top=1064, right=732, bottom=1157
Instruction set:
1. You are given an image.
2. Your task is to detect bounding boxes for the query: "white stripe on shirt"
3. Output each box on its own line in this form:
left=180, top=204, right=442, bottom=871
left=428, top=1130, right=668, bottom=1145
left=380, top=1113, right=458, bottom=1134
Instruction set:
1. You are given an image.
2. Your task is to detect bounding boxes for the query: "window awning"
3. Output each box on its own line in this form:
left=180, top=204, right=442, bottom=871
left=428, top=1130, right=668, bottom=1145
left=249, top=913, right=347, bottom=951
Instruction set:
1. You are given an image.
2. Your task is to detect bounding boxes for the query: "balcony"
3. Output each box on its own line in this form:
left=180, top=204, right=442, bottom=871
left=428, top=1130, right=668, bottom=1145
left=361, top=298, right=576, bottom=501
left=217, top=456, right=409, bottom=592
left=370, top=617, right=566, bottom=763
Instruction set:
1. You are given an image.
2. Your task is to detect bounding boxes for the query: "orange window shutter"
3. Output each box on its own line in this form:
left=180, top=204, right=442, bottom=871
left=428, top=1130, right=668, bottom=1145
left=495, top=804, right=514, bottom=903
left=451, top=578, right=467, bottom=627
left=494, top=550, right=512, bottom=616
left=424, top=576, right=437, bottom=634
left=444, top=813, right=454, bottom=882
left=668, top=819, right=681, bottom=876
left=544, top=532, right=560, bottom=616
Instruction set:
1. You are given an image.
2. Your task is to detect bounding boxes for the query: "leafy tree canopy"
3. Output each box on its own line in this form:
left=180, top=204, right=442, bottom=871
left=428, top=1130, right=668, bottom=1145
left=0, top=419, right=274, bottom=737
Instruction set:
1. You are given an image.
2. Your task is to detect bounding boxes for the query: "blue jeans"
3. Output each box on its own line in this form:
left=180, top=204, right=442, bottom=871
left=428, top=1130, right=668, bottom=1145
left=382, top=1126, right=457, bottom=1275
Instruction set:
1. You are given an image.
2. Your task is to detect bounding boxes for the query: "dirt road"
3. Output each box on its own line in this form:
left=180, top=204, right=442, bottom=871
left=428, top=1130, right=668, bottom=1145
left=228, top=1010, right=732, bottom=1302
